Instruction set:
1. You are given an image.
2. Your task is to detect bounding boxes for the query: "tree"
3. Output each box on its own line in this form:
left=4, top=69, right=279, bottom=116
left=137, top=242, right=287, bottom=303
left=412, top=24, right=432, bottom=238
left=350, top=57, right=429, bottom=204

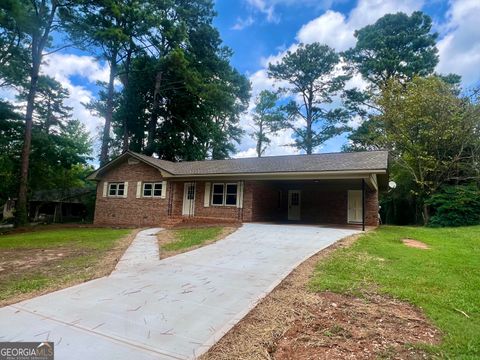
left=345, top=11, right=439, bottom=88
left=1, top=0, right=74, bottom=226
left=250, top=90, right=283, bottom=157
left=377, top=77, right=480, bottom=223
left=18, top=75, right=72, bottom=134
left=0, top=0, right=29, bottom=88
left=111, top=1, right=250, bottom=161
left=63, top=0, right=154, bottom=164
left=268, top=43, right=350, bottom=154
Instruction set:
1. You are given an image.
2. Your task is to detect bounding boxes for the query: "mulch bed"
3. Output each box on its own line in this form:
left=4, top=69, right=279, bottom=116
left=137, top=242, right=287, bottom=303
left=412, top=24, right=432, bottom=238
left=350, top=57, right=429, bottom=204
left=201, top=234, right=441, bottom=360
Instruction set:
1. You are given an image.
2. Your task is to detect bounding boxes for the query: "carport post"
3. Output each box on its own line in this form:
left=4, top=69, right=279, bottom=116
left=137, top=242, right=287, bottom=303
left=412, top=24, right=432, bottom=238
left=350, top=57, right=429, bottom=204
left=362, top=179, right=365, bottom=231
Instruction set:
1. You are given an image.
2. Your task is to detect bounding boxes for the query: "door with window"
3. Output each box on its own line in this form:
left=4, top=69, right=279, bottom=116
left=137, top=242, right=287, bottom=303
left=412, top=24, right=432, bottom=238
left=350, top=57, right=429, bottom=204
left=182, top=183, right=196, bottom=216
left=348, top=190, right=363, bottom=223
left=288, top=190, right=301, bottom=220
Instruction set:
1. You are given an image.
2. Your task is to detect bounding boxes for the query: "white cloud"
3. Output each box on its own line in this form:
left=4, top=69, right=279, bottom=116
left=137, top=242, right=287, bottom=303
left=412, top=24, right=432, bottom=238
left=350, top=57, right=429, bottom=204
left=246, top=0, right=277, bottom=23
left=236, top=0, right=425, bottom=157
left=436, top=0, right=480, bottom=87
left=297, top=0, right=423, bottom=51
left=41, top=53, right=110, bottom=134
left=232, top=16, right=255, bottom=30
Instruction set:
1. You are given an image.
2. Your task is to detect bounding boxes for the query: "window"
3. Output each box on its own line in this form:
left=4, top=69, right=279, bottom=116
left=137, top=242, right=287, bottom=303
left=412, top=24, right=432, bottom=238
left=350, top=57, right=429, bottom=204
left=143, top=182, right=162, bottom=197
left=225, top=184, right=237, bottom=205
left=211, top=183, right=237, bottom=206
left=212, top=184, right=224, bottom=205
left=108, top=182, right=125, bottom=197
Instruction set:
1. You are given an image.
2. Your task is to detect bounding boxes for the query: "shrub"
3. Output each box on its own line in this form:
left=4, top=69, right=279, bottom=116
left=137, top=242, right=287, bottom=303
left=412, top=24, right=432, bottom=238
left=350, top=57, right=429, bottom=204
left=426, top=184, right=480, bottom=227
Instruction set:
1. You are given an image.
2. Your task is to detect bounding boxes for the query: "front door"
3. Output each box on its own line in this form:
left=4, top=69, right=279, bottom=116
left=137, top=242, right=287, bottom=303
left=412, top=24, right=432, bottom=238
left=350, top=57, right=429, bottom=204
left=348, top=190, right=363, bottom=223
left=182, top=182, right=196, bottom=216
left=288, top=190, right=301, bottom=221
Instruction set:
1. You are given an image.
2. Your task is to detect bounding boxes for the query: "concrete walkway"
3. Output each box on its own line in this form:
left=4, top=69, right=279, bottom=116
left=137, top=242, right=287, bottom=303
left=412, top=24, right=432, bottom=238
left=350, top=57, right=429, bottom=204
left=0, top=224, right=359, bottom=359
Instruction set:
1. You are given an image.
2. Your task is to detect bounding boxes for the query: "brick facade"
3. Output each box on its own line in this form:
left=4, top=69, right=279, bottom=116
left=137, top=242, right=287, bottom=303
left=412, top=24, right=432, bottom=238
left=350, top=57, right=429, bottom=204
left=93, top=157, right=379, bottom=227
left=93, top=159, right=167, bottom=226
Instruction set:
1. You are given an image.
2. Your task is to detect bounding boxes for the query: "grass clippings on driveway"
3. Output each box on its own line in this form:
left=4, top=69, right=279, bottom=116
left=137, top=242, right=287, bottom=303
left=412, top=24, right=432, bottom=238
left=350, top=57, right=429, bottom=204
left=202, top=230, right=444, bottom=360
left=0, top=227, right=133, bottom=306
left=158, top=226, right=238, bottom=259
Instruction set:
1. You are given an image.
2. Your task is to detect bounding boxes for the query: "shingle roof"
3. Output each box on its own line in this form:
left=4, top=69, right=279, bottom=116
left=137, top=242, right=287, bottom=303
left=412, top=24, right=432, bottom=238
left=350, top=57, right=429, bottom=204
left=130, top=150, right=388, bottom=175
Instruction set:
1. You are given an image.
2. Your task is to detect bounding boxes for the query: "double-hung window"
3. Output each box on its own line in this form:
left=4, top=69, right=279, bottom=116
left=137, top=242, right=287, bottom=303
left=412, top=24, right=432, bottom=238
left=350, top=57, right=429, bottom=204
left=108, top=182, right=125, bottom=197
left=143, top=182, right=162, bottom=197
left=211, top=183, right=237, bottom=206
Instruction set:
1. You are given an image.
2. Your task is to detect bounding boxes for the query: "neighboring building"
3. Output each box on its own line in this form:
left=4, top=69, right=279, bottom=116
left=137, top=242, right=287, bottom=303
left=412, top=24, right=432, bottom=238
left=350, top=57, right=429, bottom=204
left=1, top=188, right=94, bottom=223
left=29, top=188, right=94, bottom=223
left=87, top=150, right=389, bottom=228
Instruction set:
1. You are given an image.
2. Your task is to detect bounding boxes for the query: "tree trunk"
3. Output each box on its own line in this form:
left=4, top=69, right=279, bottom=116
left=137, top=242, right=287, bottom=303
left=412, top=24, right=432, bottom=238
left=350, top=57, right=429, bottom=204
left=145, top=71, right=162, bottom=156
left=121, top=47, right=133, bottom=152
left=422, top=203, right=430, bottom=225
left=16, top=56, right=41, bottom=226
left=306, top=119, right=313, bottom=155
left=100, top=52, right=118, bottom=165
left=256, top=123, right=263, bottom=157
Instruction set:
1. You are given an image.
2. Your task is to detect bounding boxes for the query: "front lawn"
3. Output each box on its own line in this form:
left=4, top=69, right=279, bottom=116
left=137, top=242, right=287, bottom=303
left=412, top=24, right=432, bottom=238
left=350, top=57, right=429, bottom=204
left=0, top=227, right=132, bottom=306
left=158, top=226, right=237, bottom=258
left=310, top=226, right=480, bottom=359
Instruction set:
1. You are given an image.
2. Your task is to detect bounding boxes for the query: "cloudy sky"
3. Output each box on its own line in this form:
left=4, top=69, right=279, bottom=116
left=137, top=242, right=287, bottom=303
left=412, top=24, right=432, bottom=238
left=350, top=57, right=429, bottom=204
left=9, top=0, right=479, bottom=159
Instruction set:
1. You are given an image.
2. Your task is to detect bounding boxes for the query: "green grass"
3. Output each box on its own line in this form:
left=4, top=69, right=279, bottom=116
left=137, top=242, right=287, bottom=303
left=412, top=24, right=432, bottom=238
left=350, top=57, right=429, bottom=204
left=309, top=226, right=480, bottom=359
left=162, top=227, right=223, bottom=252
left=0, top=228, right=130, bottom=303
left=0, top=228, right=130, bottom=250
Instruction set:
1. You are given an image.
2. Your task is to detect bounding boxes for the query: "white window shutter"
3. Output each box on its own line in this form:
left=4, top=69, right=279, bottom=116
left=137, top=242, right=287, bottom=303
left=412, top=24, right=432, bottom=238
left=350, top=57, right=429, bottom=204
left=236, top=181, right=243, bottom=208
left=136, top=181, right=141, bottom=198
left=204, top=182, right=211, bottom=207
left=102, top=182, right=108, bottom=197
left=161, top=181, right=167, bottom=199
left=123, top=182, right=129, bottom=198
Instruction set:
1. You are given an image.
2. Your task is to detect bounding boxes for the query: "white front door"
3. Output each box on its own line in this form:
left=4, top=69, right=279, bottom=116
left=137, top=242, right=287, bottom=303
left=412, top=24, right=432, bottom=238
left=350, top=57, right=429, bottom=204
left=288, top=190, right=301, bottom=221
left=348, top=190, right=363, bottom=223
left=182, top=183, right=196, bottom=216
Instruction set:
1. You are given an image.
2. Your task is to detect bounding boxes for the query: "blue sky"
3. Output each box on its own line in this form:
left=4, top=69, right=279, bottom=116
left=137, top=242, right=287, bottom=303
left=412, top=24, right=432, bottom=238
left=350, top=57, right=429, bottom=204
left=5, top=0, right=478, bottom=159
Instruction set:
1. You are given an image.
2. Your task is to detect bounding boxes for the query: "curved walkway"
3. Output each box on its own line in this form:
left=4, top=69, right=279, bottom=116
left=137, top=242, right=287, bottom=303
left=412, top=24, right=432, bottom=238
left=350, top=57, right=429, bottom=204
left=0, top=224, right=359, bottom=359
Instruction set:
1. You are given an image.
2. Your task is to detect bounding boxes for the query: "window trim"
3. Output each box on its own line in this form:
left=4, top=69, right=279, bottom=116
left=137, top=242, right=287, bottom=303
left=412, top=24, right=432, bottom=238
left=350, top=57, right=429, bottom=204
left=142, top=182, right=163, bottom=198
left=210, top=182, right=238, bottom=207
left=211, top=183, right=225, bottom=206
left=224, top=183, right=238, bottom=207
left=108, top=182, right=125, bottom=197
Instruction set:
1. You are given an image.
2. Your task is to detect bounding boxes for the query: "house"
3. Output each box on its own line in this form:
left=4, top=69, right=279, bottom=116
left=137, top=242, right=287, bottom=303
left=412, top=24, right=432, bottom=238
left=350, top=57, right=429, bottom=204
left=1, top=188, right=94, bottom=223
left=87, top=150, right=389, bottom=229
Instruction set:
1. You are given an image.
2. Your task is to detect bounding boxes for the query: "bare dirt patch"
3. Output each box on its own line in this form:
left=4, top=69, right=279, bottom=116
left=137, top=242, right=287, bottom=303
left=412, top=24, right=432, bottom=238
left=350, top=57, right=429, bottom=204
left=201, top=234, right=440, bottom=360
left=0, top=229, right=138, bottom=306
left=403, top=238, right=430, bottom=250
left=158, top=226, right=238, bottom=259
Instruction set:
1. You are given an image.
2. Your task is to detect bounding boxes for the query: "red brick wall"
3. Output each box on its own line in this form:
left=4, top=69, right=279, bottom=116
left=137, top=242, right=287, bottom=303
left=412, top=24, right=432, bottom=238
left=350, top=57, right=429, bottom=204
left=93, top=159, right=379, bottom=227
left=170, top=181, right=246, bottom=221
left=93, top=159, right=168, bottom=226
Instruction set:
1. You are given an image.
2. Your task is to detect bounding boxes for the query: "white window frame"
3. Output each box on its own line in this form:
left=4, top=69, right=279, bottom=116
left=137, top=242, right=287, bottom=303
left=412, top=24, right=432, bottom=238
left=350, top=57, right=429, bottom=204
left=108, top=182, right=125, bottom=197
left=224, top=183, right=238, bottom=207
left=210, top=182, right=238, bottom=206
left=142, top=182, right=163, bottom=198
left=211, top=183, right=225, bottom=206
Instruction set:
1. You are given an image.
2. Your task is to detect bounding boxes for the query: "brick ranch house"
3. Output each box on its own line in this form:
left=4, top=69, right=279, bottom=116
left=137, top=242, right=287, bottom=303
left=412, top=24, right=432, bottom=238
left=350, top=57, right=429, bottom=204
left=87, top=150, right=389, bottom=229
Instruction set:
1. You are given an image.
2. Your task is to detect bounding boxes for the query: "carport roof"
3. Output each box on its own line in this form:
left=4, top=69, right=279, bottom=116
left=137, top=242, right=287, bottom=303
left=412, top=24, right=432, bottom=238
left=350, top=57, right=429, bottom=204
left=88, top=150, right=388, bottom=179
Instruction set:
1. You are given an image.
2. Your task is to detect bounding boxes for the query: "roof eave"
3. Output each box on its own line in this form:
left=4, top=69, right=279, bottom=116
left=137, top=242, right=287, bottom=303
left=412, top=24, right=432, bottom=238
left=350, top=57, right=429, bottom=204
left=86, top=151, right=174, bottom=181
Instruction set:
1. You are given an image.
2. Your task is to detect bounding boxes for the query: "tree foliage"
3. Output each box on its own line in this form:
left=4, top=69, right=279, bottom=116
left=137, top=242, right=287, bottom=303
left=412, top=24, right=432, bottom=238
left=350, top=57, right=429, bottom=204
left=376, top=77, right=480, bottom=222
left=268, top=43, right=350, bottom=154
left=426, top=184, right=480, bottom=227
left=345, top=11, right=439, bottom=88
left=250, top=90, right=284, bottom=157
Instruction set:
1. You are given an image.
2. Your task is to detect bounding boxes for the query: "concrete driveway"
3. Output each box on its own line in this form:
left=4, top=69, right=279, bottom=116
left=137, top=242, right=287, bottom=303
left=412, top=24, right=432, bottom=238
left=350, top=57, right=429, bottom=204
left=0, top=224, right=359, bottom=359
